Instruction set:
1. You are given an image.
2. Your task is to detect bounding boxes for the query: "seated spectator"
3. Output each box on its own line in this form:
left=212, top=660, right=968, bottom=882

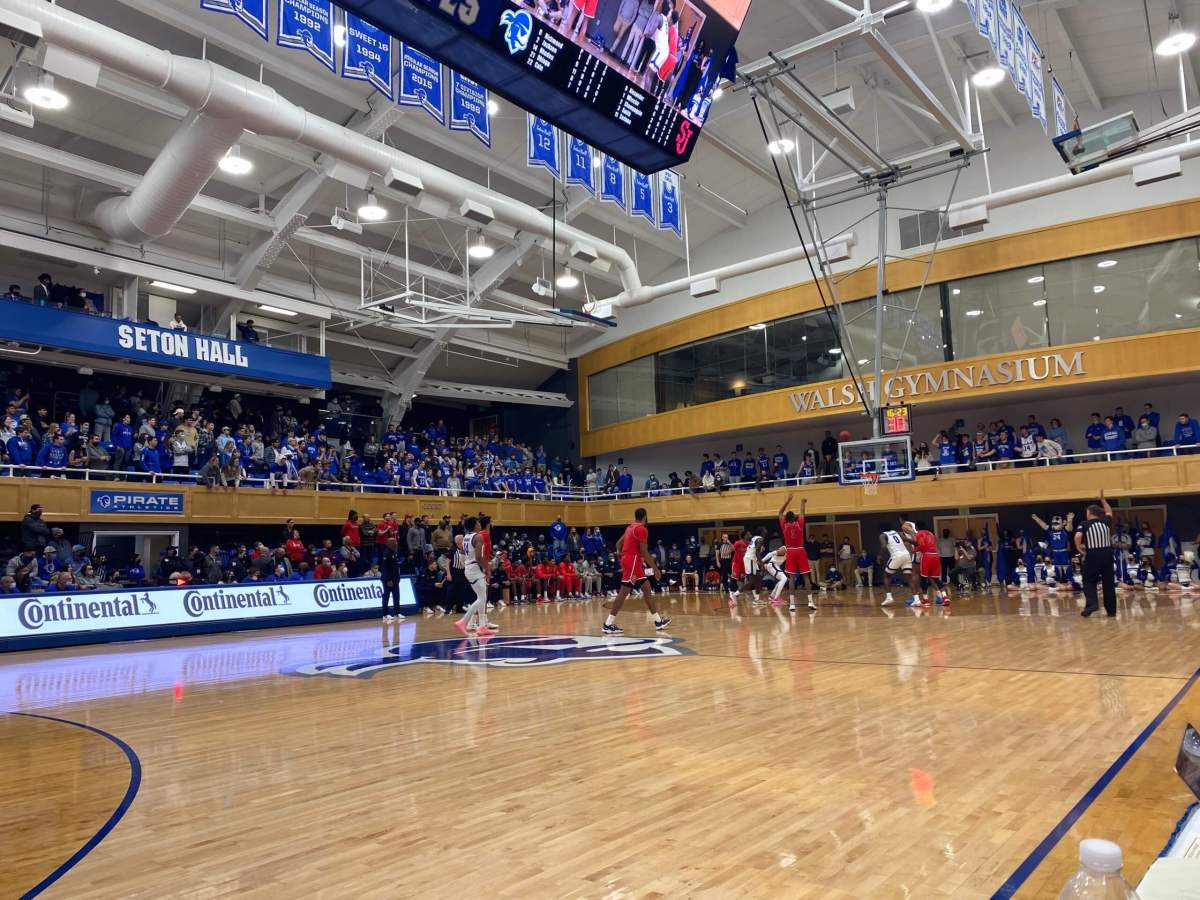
left=681, top=554, right=699, bottom=592
left=3, top=284, right=23, bottom=301
left=1174, top=412, right=1199, bottom=450
left=168, top=312, right=188, bottom=332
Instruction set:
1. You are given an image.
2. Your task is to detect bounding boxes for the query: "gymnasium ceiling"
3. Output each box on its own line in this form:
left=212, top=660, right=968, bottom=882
left=0, top=0, right=1193, bottom=397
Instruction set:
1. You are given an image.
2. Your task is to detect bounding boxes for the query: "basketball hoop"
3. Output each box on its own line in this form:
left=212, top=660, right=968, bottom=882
left=863, top=472, right=881, bottom=496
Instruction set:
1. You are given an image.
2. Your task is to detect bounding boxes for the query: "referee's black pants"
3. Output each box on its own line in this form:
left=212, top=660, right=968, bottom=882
left=1082, top=551, right=1116, bottom=616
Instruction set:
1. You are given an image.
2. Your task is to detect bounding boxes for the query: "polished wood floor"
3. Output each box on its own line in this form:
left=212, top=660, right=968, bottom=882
left=2, top=586, right=1198, bottom=899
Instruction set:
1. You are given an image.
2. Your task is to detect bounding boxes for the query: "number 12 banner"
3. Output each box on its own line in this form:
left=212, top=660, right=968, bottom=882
left=527, top=115, right=561, bottom=179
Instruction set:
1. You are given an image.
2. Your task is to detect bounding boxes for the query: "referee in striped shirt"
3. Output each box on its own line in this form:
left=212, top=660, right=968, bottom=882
left=1074, top=489, right=1116, bottom=617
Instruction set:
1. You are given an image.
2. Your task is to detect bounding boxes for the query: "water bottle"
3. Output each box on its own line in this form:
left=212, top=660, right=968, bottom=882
left=1058, top=839, right=1140, bottom=899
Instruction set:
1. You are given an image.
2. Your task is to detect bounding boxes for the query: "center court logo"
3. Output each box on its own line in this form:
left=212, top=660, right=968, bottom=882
left=283, top=634, right=694, bottom=678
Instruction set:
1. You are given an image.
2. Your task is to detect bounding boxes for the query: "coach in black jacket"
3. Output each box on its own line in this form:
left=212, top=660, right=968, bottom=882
left=379, top=537, right=404, bottom=620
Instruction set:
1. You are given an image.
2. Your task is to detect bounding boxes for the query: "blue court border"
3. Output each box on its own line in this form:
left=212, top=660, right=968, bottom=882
left=9, top=712, right=142, bottom=900
left=992, top=665, right=1200, bottom=899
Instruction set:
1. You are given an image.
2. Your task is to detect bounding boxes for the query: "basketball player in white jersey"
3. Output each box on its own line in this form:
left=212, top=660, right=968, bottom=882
left=762, top=545, right=789, bottom=605
left=878, top=524, right=916, bottom=607
left=455, top=516, right=498, bottom=637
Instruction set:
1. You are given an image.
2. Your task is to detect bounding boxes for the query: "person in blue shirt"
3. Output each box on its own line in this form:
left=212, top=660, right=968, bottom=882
left=973, top=430, right=995, bottom=470
left=1025, top=415, right=1046, bottom=439
left=616, top=467, right=633, bottom=497
left=7, top=426, right=35, bottom=470
left=994, top=436, right=1014, bottom=467
left=756, top=448, right=771, bottom=479
left=532, top=472, right=547, bottom=496
left=699, top=454, right=715, bottom=477
left=36, top=433, right=68, bottom=472
left=1174, top=412, right=1199, bottom=450
left=956, top=433, right=973, bottom=469
left=934, top=432, right=958, bottom=473
left=140, top=436, right=163, bottom=477
left=798, top=458, right=815, bottom=483
left=1085, top=413, right=1105, bottom=455
left=37, top=546, right=59, bottom=583
left=550, top=517, right=568, bottom=556
left=124, top=555, right=146, bottom=587
left=1100, top=416, right=1125, bottom=456
left=996, top=419, right=1015, bottom=446
left=1113, top=407, right=1135, bottom=438
left=772, top=445, right=789, bottom=476
left=727, top=455, right=742, bottom=483
left=111, top=414, right=134, bottom=472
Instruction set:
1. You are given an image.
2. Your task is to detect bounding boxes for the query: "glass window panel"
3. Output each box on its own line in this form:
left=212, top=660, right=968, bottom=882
left=948, top=265, right=1049, bottom=358
left=588, top=357, right=657, bottom=427
left=841, top=288, right=947, bottom=371
left=1045, top=239, right=1200, bottom=345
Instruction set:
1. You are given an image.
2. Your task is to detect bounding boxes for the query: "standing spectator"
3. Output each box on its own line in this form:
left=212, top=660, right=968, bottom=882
left=1131, top=415, right=1158, bottom=456
left=549, top=516, right=568, bottom=556
left=406, top=516, right=425, bottom=562
left=1035, top=433, right=1064, bottom=465
left=86, top=433, right=111, bottom=471
left=341, top=509, right=362, bottom=551
left=837, top=537, right=855, bottom=586
left=237, top=320, right=260, bottom=343
left=33, top=273, right=54, bottom=306
left=1046, top=417, right=1070, bottom=455
left=170, top=429, right=191, bottom=477
left=20, top=504, right=50, bottom=550
left=1076, top=490, right=1116, bottom=617
left=1085, top=413, right=1105, bottom=457
left=36, top=433, right=68, bottom=474
left=379, top=537, right=404, bottom=620
left=1173, top=412, right=1199, bottom=451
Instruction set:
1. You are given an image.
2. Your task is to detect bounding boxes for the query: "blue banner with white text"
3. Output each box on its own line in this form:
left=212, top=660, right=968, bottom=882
left=200, top=0, right=268, bottom=39
left=527, top=115, right=560, bottom=179
left=0, top=300, right=331, bottom=388
left=449, top=72, right=491, bottom=147
left=565, top=136, right=596, bottom=195
left=657, top=170, right=681, bottom=236
left=997, top=0, right=1016, bottom=81
left=91, top=490, right=185, bottom=515
left=343, top=13, right=393, bottom=100
left=278, top=0, right=336, bottom=71
left=631, top=170, right=655, bottom=225
left=978, top=0, right=997, bottom=53
left=1013, top=7, right=1029, bottom=98
left=600, top=155, right=626, bottom=210
left=400, top=43, right=445, bottom=125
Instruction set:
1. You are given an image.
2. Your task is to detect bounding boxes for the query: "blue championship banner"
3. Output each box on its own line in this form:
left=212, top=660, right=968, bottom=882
left=400, top=43, right=446, bottom=125
left=600, top=154, right=626, bottom=210
left=527, top=114, right=561, bottom=179
left=343, top=13, right=394, bottom=100
left=657, top=169, right=681, bottom=237
left=278, top=0, right=336, bottom=71
left=449, top=72, right=492, bottom=147
left=0, top=300, right=332, bottom=388
left=631, top=170, right=655, bottom=225
left=200, top=0, right=268, bottom=40
left=0, top=578, right=418, bottom=650
left=90, top=490, right=185, bottom=515
left=565, top=136, right=596, bottom=196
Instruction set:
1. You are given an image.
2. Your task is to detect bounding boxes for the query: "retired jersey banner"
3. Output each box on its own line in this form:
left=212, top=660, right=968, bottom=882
left=997, top=0, right=1016, bottom=82
left=600, top=154, right=626, bottom=210
left=565, top=136, right=596, bottom=195
left=343, top=13, right=394, bottom=100
left=449, top=72, right=491, bottom=147
left=399, top=43, right=445, bottom=125
left=278, top=0, right=335, bottom=71
left=200, top=0, right=268, bottom=39
left=1052, top=75, right=1069, bottom=137
left=527, top=115, right=561, bottom=179
left=631, top=170, right=655, bottom=225
left=1028, top=32, right=1047, bottom=131
left=1013, top=7, right=1029, bottom=98
left=658, top=170, right=681, bottom=237
left=977, top=0, right=997, bottom=52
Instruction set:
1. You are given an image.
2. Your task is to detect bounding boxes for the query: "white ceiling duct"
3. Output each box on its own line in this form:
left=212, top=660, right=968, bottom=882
left=8, top=0, right=641, bottom=292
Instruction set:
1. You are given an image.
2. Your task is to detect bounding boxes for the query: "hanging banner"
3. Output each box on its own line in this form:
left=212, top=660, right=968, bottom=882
left=657, top=170, right=681, bottom=237
left=996, top=0, right=1016, bottom=82
left=277, top=0, right=336, bottom=72
left=977, top=0, right=997, bottom=53
left=200, top=0, right=268, bottom=40
left=527, top=115, right=561, bottom=179
left=399, top=44, right=445, bottom=124
left=1028, top=33, right=1047, bottom=131
left=1052, top=75, right=1070, bottom=138
left=600, top=155, right=626, bottom=210
left=448, top=72, right=492, bottom=148
left=965, top=0, right=978, bottom=24
left=565, top=137, right=596, bottom=196
left=343, top=13, right=394, bottom=101
left=631, top=170, right=655, bottom=225
left=1013, top=7, right=1029, bottom=98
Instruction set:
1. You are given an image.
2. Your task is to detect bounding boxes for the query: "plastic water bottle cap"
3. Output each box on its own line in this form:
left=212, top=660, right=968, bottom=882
left=1079, top=839, right=1123, bottom=873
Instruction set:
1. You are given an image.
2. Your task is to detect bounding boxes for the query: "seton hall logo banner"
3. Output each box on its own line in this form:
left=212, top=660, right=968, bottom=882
left=0, top=299, right=331, bottom=388
left=90, top=490, right=185, bottom=515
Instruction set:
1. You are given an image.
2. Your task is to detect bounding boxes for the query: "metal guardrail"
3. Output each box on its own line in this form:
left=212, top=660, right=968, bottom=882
left=1, top=442, right=1196, bottom=501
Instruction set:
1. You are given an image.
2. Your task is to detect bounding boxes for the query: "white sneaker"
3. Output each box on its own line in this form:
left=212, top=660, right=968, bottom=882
left=434, top=605, right=446, bottom=614
left=788, top=602, right=796, bottom=612
left=881, top=593, right=896, bottom=606
left=423, top=608, right=434, bottom=616
left=807, top=595, right=818, bottom=610
left=396, top=613, right=406, bottom=621
left=382, top=615, right=394, bottom=622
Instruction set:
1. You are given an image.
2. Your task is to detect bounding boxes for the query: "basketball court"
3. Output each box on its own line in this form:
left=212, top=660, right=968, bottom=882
left=5, top=590, right=1198, bottom=898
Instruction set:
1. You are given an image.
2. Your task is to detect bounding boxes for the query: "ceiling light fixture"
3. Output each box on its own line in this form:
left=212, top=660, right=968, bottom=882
left=592, top=154, right=602, bottom=168
left=828, top=347, right=842, bottom=355
left=964, top=309, right=983, bottom=317
left=467, top=233, right=494, bottom=260
left=257, top=304, right=298, bottom=317
left=748, top=323, right=766, bottom=331
left=767, top=137, right=795, bottom=155
left=218, top=145, right=253, bottom=176
left=951, top=288, right=961, bottom=295
left=486, top=98, right=499, bottom=115
left=916, top=0, right=953, bottom=12
left=333, top=24, right=347, bottom=47
left=971, top=66, right=1005, bottom=88
left=556, top=266, right=579, bottom=289
left=1093, top=285, right=1106, bottom=293
left=24, top=73, right=68, bottom=110
left=1027, top=275, right=1045, bottom=284
left=1033, top=298, right=1047, bottom=307
left=1156, top=30, right=1197, bottom=57
left=1096, top=259, right=1118, bottom=268
left=149, top=281, right=197, bottom=295
left=357, top=190, right=387, bottom=222
left=857, top=358, right=869, bottom=365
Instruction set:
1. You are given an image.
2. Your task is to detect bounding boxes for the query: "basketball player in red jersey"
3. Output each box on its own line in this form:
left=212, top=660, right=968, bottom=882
left=604, top=507, right=671, bottom=635
left=728, top=532, right=748, bottom=608
left=903, top=518, right=950, bottom=606
left=479, top=514, right=502, bottom=610
left=780, top=494, right=819, bottom=611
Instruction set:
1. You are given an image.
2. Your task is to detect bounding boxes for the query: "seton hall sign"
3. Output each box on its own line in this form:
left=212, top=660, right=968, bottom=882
left=788, top=350, right=1086, bottom=413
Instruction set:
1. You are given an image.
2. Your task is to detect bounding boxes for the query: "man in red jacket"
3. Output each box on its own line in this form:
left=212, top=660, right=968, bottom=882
left=558, top=557, right=580, bottom=599
left=340, top=510, right=361, bottom=550
left=535, top=559, right=558, bottom=601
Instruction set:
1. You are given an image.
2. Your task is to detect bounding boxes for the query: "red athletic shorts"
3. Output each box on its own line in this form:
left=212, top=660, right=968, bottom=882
left=621, top=556, right=648, bottom=584
left=785, top=549, right=811, bottom=576
left=919, top=554, right=942, bottom=579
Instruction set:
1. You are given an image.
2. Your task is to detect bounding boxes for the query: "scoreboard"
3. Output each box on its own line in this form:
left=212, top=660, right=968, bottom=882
left=339, top=0, right=750, bottom=173
left=880, top=404, right=912, bottom=437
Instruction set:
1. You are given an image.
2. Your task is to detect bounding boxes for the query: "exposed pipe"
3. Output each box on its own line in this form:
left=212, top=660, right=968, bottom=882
left=7, top=0, right=642, bottom=292
left=601, top=233, right=855, bottom=308
left=946, top=138, right=1200, bottom=225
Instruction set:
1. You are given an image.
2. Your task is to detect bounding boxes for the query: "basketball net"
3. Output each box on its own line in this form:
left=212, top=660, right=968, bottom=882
left=863, top=472, right=881, bottom=496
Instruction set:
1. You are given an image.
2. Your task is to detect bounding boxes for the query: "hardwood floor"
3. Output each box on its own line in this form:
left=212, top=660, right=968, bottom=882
left=2, top=587, right=1197, bottom=899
